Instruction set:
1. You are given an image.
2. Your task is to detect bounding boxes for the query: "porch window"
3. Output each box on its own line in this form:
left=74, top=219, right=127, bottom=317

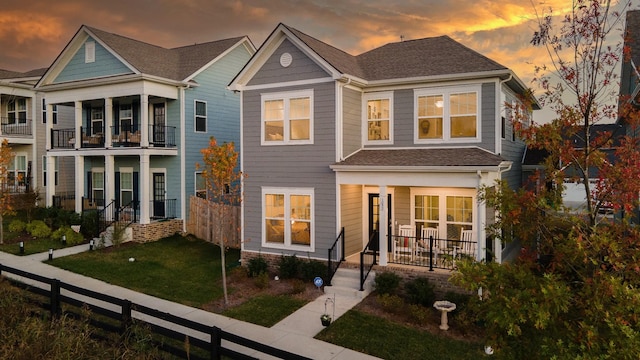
left=92, top=171, right=104, bottom=206
left=8, top=155, right=26, bottom=191
left=414, top=195, right=439, bottom=235
left=195, top=172, right=207, bottom=199
left=261, top=90, right=313, bottom=145
left=119, top=104, right=133, bottom=132
left=195, top=100, right=207, bottom=133
left=8, top=99, right=27, bottom=124
left=91, top=108, right=103, bottom=135
left=263, top=188, right=313, bottom=250
left=120, top=172, right=133, bottom=206
left=415, top=85, right=479, bottom=143
left=446, top=196, right=473, bottom=240
left=412, top=190, right=474, bottom=240
left=364, top=92, right=393, bottom=144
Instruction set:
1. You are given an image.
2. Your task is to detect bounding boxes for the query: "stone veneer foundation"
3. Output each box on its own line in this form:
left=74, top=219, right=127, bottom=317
left=130, top=219, right=184, bottom=242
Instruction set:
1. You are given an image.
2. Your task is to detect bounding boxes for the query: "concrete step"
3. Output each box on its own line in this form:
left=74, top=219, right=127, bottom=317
left=324, top=267, right=376, bottom=299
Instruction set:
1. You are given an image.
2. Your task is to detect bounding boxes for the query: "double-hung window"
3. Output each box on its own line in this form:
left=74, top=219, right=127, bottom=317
left=195, top=100, right=207, bottom=133
left=415, top=85, right=479, bottom=143
left=120, top=171, right=133, bottom=206
left=364, top=92, right=393, bottom=144
left=195, top=172, right=207, bottom=199
left=92, top=170, right=104, bottom=207
left=8, top=154, right=26, bottom=191
left=91, top=108, right=103, bottom=135
left=263, top=188, right=313, bottom=250
left=262, top=90, right=313, bottom=145
left=412, top=189, right=475, bottom=242
left=8, top=99, right=27, bottom=125
left=119, top=104, right=133, bottom=132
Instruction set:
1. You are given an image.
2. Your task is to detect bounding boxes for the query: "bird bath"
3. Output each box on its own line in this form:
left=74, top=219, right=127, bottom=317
left=433, top=300, right=456, bottom=330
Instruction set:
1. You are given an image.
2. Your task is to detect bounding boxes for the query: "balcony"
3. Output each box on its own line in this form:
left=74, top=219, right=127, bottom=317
left=1, top=117, right=32, bottom=136
left=51, top=128, right=75, bottom=149
left=111, top=125, right=140, bottom=147
left=149, top=125, right=176, bottom=147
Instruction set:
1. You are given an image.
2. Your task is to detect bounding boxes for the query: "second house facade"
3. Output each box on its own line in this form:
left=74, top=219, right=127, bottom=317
left=36, top=25, right=255, bottom=240
left=230, top=24, right=537, bottom=269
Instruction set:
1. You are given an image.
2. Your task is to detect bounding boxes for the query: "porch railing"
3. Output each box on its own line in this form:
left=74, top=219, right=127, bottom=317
left=388, top=233, right=478, bottom=270
left=149, top=199, right=176, bottom=220
left=149, top=125, right=176, bottom=147
left=51, top=128, right=75, bottom=149
left=1, top=117, right=32, bottom=135
left=116, top=200, right=139, bottom=226
left=52, top=192, right=76, bottom=211
left=96, top=200, right=117, bottom=238
left=80, top=126, right=105, bottom=148
left=359, top=232, right=378, bottom=291
left=326, top=227, right=345, bottom=286
left=111, top=125, right=140, bottom=147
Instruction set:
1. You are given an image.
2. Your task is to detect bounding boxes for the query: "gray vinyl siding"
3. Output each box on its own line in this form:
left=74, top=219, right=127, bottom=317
left=243, top=82, right=337, bottom=258
left=248, top=39, right=330, bottom=86
left=341, top=184, right=363, bottom=257
left=480, top=83, right=497, bottom=152
left=54, top=37, right=132, bottom=84
left=393, top=187, right=411, bottom=228
left=342, top=87, right=361, bottom=157
left=500, top=89, right=526, bottom=189
left=391, top=89, right=414, bottom=148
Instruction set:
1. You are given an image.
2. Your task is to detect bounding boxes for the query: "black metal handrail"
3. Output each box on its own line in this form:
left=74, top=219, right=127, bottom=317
left=388, top=234, right=478, bottom=270
left=359, top=232, right=378, bottom=291
left=326, top=227, right=345, bottom=286
left=96, top=200, right=117, bottom=238
left=50, top=128, right=75, bottom=149
left=1, top=117, right=32, bottom=135
left=116, top=200, right=138, bottom=226
left=149, top=198, right=177, bottom=219
left=149, top=125, right=176, bottom=147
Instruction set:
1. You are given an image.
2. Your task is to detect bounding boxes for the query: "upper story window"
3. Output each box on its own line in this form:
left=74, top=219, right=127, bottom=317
left=42, top=99, right=57, bottom=124
left=8, top=99, right=27, bottom=124
left=195, top=100, right=207, bottom=133
left=91, top=108, right=103, bottom=135
left=261, top=90, right=313, bottom=145
left=119, top=104, right=133, bottom=132
left=364, top=92, right=393, bottom=144
left=415, top=86, right=480, bottom=143
left=85, top=41, right=95, bottom=63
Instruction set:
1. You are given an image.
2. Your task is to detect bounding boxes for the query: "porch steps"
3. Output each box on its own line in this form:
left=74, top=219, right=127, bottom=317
left=324, top=267, right=375, bottom=299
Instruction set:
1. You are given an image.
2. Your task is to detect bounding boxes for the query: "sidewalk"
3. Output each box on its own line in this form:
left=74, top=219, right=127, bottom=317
left=0, top=244, right=380, bottom=360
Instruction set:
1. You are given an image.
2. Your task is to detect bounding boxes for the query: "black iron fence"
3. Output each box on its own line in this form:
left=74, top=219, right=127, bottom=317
left=0, top=264, right=311, bottom=360
left=1, top=117, right=32, bottom=135
left=388, top=234, right=478, bottom=271
left=50, top=128, right=75, bottom=149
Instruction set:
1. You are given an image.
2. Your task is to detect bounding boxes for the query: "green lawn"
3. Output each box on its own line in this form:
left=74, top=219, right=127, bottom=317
left=222, top=294, right=308, bottom=327
left=0, top=238, right=72, bottom=255
left=48, top=235, right=240, bottom=308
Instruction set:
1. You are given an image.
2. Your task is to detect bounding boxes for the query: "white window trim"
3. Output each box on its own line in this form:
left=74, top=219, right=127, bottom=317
left=410, top=187, right=476, bottom=240
left=414, top=85, right=481, bottom=144
left=260, top=89, right=314, bottom=145
left=42, top=155, right=58, bottom=186
left=363, top=91, right=394, bottom=145
left=261, top=187, right=314, bottom=252
left=195, top=171, right=207, bottom=199
left=85, top=41, right=95, bottom=63
left=194, top=100, right=207, bottom=133
left=119, top=168, right=134, bottom=206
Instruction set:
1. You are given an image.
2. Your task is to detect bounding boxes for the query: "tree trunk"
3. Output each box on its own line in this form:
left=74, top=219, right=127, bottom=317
left=0, top=213, right=3, bottom=244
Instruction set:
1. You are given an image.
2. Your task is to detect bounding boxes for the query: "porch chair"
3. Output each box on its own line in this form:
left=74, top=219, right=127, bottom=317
left=393, top=225, right=416, bottom=261
left=417, top=227, right=439, bottom=263
left=455, top=229, right=476, bottom=260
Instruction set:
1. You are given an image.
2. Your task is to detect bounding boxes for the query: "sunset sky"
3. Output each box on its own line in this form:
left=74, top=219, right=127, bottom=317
left=0, top=0, right=637, bottom=122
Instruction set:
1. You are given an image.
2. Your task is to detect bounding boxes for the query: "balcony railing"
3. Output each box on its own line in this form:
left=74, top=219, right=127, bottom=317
left=149, top=125, right=176, bottom=147
left=150, top=198, right=176, bottom=220
left=51, top=128, right=75, bottom=149
left=80, top=126, right=105, bottom=148
left=1, top=117, right=32, bottom=136
left=388, top=233, right=478, bottom=270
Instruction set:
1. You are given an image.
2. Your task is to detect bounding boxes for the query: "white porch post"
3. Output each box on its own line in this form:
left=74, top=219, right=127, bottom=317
left=379, top=185, right=388, bottom=266
left=45, top=156, right=56, bottom=207
left=139, top=153, right=150, bottom=224
left=74, top=101, right=82, bottom=150
left=104, top=97, right=113, bottom=146
left=44, top=103, right=55, bottom=207
left=105, top=154, right=115, bottom=221
left=140, top=94, right=149, bottom=147
left=74, top=155, right=84, bottom=213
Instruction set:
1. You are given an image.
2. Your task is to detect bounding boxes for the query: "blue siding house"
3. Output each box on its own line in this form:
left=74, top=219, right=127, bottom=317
left=36, top=25, right=255, bottom=241
left=229, top=24, right=537, bottom=272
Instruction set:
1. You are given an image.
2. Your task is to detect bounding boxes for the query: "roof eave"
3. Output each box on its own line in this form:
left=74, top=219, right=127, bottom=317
left=329, top=164, right=506, bottom=173
left=36, top=73, right=191, bottom=91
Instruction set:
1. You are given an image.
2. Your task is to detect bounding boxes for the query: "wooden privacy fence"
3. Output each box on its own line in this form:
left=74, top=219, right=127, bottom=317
left=187, top=196, right=241, bottom=248
left=0, top=264, right=311, bottom=360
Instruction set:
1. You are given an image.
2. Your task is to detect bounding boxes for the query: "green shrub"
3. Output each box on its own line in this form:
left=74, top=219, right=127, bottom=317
left=408, top=303, right=430, bottom=324
left=25, top=220, right=51, bottom=239
left=300, top=259, right=327, bottom=282
left=8, top=219, right=26, bottom=233
left=51, top=226, right=84, bottom=246
left=35, top=207, right=82, bottom=228
left=443, top=291, right=472, bottom=319
left=247, top=256, right=269, bottom=277
left=278, top=254, right=302, bottom=279
left=80, top=210, right=98, bottom=239
left=254, top=272, right=270, bottom=289
left=405, top=277, right=435, bottom=307
left=374, top=271, right=401, bottom=295
left=376, top=293, right=405, bottom=314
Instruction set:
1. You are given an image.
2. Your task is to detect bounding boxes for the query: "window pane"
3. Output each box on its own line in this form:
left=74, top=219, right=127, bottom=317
left=290, top=195, right=310, bottom=220
left=418, top=95, right=443, bottom=117
left=265, top=121, right=284, bottom=141
left=418, top=118, right=443, bottom=139
left=265, top=194, right=284, bottom=218
left=121, top=172, right=132, bottom=189
left=195, top=101, right=206, bottom=116
left=196, top=117, right=206, bottom=132
left=121, top=190, right=133, bottom=205
left=451, top=115, right=476, bottom=137
left=290, top=98, right=309, bottom=119
left=92, top=173, right=104, bottom=188
left=450, top=93, right=476, bottom=115
left=418, top=95, right=443, bottom=139
left=290, top=194, right=310, bottom=245
left=266, top=219, right=285, bottom=243
left=290, top=119, right=309, bottom=140
left=450, top=92, right=476, bottom=138
left=265, top=100, right=284, bottom=121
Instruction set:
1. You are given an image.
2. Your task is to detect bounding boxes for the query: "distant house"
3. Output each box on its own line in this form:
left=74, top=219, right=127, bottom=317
left=35, top=25, right=255, bottom=241
left=229, top=23, right=537, bottom=274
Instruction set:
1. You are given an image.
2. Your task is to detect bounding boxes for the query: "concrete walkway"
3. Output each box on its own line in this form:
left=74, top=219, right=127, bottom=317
left=0, top=244, right=380, bottom=360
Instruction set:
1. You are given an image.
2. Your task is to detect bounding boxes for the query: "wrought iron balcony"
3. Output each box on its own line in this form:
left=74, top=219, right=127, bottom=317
left=1, top=117, right=32, bottom=136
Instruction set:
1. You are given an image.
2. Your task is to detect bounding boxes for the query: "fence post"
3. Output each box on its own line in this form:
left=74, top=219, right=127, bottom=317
left=121, top=299, right=132, bottom=333
left=428, top=235, right=434, bottom=272
left=50, top=279, right=61, bottom=317
left=210, top=326, right=222, bottom=360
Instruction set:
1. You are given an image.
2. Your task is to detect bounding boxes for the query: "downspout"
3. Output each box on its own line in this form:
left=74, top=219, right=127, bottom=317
left=335, top=77, right=352, bottom=262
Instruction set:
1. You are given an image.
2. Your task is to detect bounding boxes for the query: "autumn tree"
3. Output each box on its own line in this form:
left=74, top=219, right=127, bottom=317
left=0, top=139, right=16, bottom=244
left=452, top=1, right=640, bottom=358
left=197, top=136, right=243, bottom=306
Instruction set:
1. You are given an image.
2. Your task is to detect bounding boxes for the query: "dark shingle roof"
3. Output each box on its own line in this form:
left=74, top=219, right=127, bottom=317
left=334, top=148, right=506, bottom=167
left=0, top=68, right=47, bottom=80
left=86, top=26, right=246, bottom=81
left=284, top=24, right=508, bottom=82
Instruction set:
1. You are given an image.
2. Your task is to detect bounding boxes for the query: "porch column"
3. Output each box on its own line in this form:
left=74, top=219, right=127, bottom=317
left=74, top=155, right=84, bottom=213
left=379, top=185, right=388, bottom=266
left=45, top=156, right=56, bottom=207
left=140, top=94, right=149, bottom=147
left=104, top=97, right=113, bottom=147
left=45, top=103, right=54, bottom=150
left=74, top=101, right=82, bottom=150
left=139, top=153, right=150, bottom=224
left=105, top=154, right=115, bottom=221
left=44, top=103, right=55, bottom=207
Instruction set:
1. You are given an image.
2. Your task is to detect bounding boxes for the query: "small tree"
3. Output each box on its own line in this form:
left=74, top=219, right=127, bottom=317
left=197, top=136, right=244, bottom=306
left=0, top=139, right=16, bottom=244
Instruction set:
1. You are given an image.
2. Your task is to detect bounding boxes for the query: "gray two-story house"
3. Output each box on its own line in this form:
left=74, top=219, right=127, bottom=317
left=230, top=23, right=536, bottom=271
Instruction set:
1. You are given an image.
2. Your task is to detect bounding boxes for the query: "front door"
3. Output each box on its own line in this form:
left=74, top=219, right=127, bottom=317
left=152, top=173, right=165, bottom=218
left=368, top=193, right=392, bottom=252
left=152, top=103, right=166, bottom=146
